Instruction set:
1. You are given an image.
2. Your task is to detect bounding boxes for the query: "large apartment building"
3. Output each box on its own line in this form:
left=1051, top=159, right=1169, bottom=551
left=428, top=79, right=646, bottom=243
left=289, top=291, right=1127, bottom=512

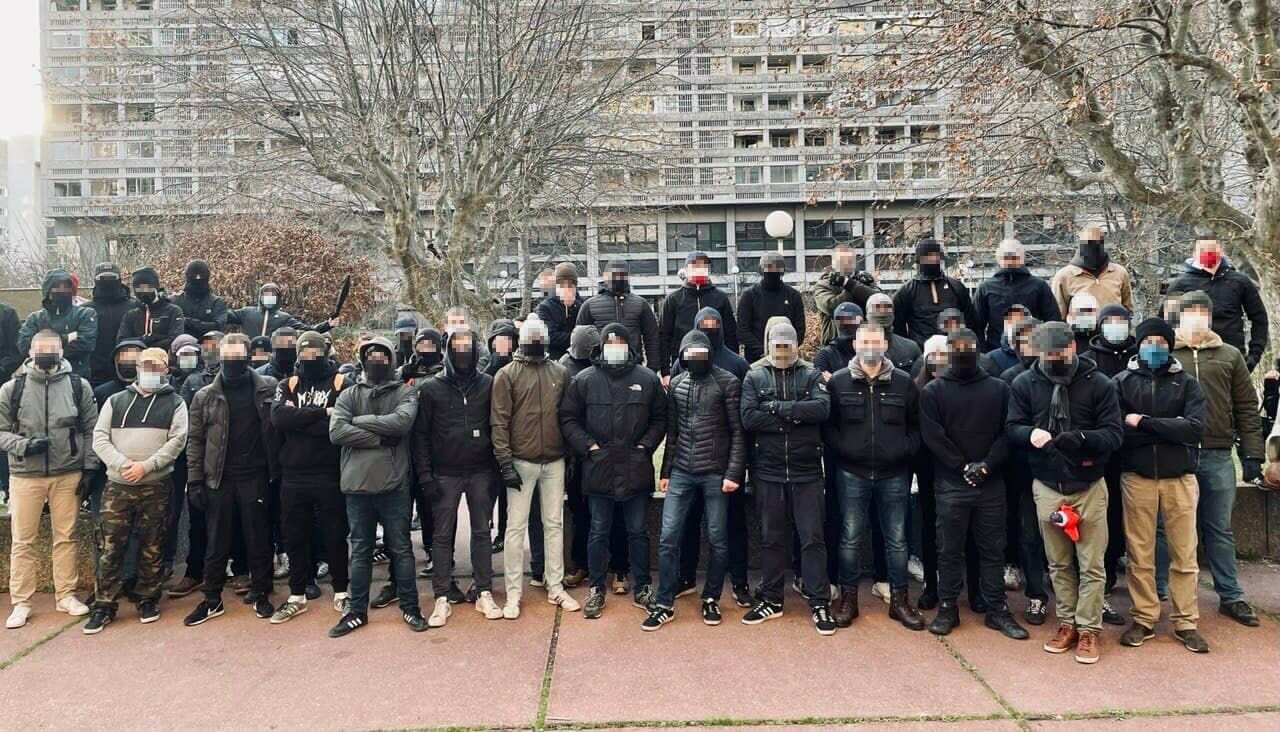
left=39, top=0, right=1079, bottom=301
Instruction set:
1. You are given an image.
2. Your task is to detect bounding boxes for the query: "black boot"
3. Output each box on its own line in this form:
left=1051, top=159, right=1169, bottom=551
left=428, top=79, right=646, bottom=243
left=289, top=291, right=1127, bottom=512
left=917, top=586, right=938, bottom=610
left=984, top=609, right=1029, bottom=640
left=929, top=601, right=959, bottom=636
left=889, top=589, right=925, bottom=631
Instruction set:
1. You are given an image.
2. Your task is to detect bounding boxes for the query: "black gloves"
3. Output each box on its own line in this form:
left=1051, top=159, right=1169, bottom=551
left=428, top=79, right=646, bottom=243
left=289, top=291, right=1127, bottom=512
left=24, top=438, right=49, bottom=456
left=1246, top=354, right=1260, bottom=372
left=188, top=481, right=207, bottom=512
left=380, top=435, right=401, bottom=448
left=500, top=463, right=523, bottom=491
left=1242, top=457, right=1264, bottom=484
left=851, top=271, right=877, bottom=288
left=962, top=462, right=990, bottom=487
left=1052, top=431, right=1085, bottom=453
left=76, top=473, right=94, bottom=500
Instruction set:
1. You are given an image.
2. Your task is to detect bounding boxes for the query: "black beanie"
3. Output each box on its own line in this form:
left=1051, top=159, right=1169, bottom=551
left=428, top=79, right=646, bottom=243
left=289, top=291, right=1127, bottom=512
left=131, top=267, right=160, bottom=289
left=915, top=237, right=943, bottom=259
left=1134, top=318, right=1175, bottom=349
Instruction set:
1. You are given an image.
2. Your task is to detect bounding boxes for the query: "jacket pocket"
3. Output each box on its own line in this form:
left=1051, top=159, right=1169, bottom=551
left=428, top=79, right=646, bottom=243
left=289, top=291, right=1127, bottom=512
left=880, top=394, right=906, bottom=425
left=583, top=445, right=652, bottom=498
left=837, top=392, right=867, bottom=423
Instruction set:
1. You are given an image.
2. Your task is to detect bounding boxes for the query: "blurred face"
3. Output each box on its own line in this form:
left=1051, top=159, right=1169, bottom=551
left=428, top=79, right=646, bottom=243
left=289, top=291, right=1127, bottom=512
left=299, top=346, right=325, bottom=362
left=869, top=300, right=893, bottom=325
left=942, top=316, right=963, bottom=334
left=855, top=326, right=886, bottom=355
left=366, top=350, right=390, bottom=366
left=919, top=251, right=942, bottom=267
left=833, top=248, right=855, bottom=274
left=221, top=341, right=248, bottom=362
left=538, top=270, right=555, bottom=293
left=453, top=333, right=473, bottom=354
left=493, top=335, right=514, bottom=356
left=200, top=338, right=221, bottom=364
left=251, top=347, right=270, bottom=364
left=272, top=333, right=297, bottom=350
left=116, top=347, right=141, bottom=370
left=134, top=284, right=156, bottom=303
left=447, top=312, right=468, bottom=330
left=32, top=333, right=63, bottom=361
left=1015, top=328, right=1036, bottom=357
left=558, top=282, right=576, bottom=305
left=998, top=249, right=1024, bottom=269
left=1195, top=238, right=1222, bottom=269
left=415, top=339, right=439, bottom=357
left=926, top=350, right=950, bottom=372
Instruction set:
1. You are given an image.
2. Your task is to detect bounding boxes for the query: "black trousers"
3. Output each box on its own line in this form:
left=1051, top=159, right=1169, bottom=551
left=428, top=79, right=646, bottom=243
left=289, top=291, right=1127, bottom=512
left=202, top=473, right=272, bottom=600
left=1005, top=457, right=1048, bottom=601
left=163, top=452, right=187, bottom=567
left=936, top=477, right=1006, bottom=610
left=183, top=484, right=208, bottom=583
left=282, top=477, right=349, bottom=596
left=1103, top=458, right=1125, bottom=593
left=756, top=477, right=829, bottom=607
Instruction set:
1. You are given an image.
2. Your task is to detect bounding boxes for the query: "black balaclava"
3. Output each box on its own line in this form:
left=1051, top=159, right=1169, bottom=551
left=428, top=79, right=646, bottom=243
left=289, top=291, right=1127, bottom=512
left=604, top=260, right=631, bottom=295
left=946, top=329, right=981, bottom=379
left=184, top=260, right=211, bottom=298
left=759, top=252, right=785, bottom=291
left=271, top=327, right=299, bottom=372
left=679, top=331, right=714, bottom=379
left=1076, top=232, right=1108, bottom=272
left=414, top=328, right=443, bottom=370
left=249, top=335, right=272, bottom=368
left=93, top=262, right=128, bottom=302
left=833, top=301, right=863, bottom=343
left=362, top=344, right=395, bottom=384
left=915, top=238, right=944, bottom=279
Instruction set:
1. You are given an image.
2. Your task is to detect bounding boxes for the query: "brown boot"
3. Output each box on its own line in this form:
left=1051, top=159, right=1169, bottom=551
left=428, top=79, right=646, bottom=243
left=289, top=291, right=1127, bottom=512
left=889, top=590, right=925, bottom=631
left=1043, top=623, right=1079, bottom=654
left=832, top=587, right=859, bottom=627
left=1074, top=629, right=1100, bottom=664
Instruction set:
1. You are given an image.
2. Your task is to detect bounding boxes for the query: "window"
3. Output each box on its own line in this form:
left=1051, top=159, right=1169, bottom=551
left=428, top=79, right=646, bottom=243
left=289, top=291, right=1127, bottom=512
left=803, top=94, right=829, bottom=111
left=125, top=141, right=156, bottom=158
left=90, top=142, right=117, bottom=159
left=767, top=57, right=793, bottom=74
left=694, top=57, right=711, bottom=76
left=770, top=165, right=799, bottom=183
left=738, top=97, right=757, bottom=112
left=54, top=181, right=83, bottom=198
left=272, top=28, right=301, bottom=46
left=671, top=130, right=693, bottom=148
left=910, top=125, right=941, bottom=145
left=839, top=127, right=865, bottom=145
left=677, top=57, right=692, bottom=76
left=89, top=179, right=118, bottom=196
left=876, top=127, right=902, bottom=145
left=770, top=130, right=794, bottom=148
left=598, top=224, right=658, bottom=254
left=50, top=142, right=81, bottom=160
left=127, top=30, right=152, bottom=47
left=876, top=162, right=906, bottom=181
left=54, top=0, right=81, bottom=11
left=1013, top=213, right=1073, bottom=249
left=697, top=130, right=727, bottom=148
left=805, top=164, right=828, bottom=182
left=805, top=219, right=862, bottom=247
left=165, top=139, right=193, bottom=158
left=673, top=20, right=691, bottom=39
left=51, top=104, right=82, bottom=124
left=164, top=177, right=193, bottom=194
left=874, top=217, right=933, bottom=248
left=767, top=95, right=791, bottom=111
left=802, top=56, right=830, bottom=74
left=697, top=94, right=726, bottom=112
left=526, top=225, right=586, bottom=256
left=944, top=215, right=1003, bottom=249
left=911, top=161, right=942, bottom=180
left=695, top=20, right=713, bottom=39
left=160, top=27, right=191, bottom=46
left=732, top=21, right=759, bottom=37
left=126, top=177, right=156, bottom=196
left=641, top=23, right=655, bottom=41
left=804, top=130, right=828, bottom=147
left=734, top=133, right=762, bottom=149
left=86, top=65, right=121, bottom=85
left=664, top=167, right=695, bottom=186
left=87, top=104, right=118, bottom=123
left=734, top=166, right=762, bottom=185
left=87, top=30, right=114, bottom=48
left=676, top=95, right=692, bottom=113
left=667, top=222, right=727, bottom=252
left=48, top=66, right=81, bottom=83
left=735, top=60, right=756, bottom=75
left=125, top=103, right=155, bottom=122
left=50, top=31, right=83, bottom=48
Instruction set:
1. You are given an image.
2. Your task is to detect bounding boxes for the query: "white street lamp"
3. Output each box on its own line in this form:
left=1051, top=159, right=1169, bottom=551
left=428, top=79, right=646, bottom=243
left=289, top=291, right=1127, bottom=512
left=765, top=210, right=794, bottom=253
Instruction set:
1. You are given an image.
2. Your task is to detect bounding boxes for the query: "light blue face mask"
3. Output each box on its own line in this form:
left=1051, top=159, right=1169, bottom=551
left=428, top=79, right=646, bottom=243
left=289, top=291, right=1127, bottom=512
left=1138, top=342, right=1169, bottom=369
left=1101, top=321, right=1129, bottom=344
left=137, top=370, right=166, bottom=391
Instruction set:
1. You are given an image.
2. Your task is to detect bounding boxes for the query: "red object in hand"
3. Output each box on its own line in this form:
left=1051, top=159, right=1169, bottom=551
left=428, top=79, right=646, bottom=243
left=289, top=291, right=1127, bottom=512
left=1049, top=504, right=1081, bottom=543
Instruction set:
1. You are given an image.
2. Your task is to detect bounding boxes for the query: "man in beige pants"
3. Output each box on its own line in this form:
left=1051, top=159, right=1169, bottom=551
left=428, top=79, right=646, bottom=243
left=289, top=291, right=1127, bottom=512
left=0, top=330, right=99, bottom=628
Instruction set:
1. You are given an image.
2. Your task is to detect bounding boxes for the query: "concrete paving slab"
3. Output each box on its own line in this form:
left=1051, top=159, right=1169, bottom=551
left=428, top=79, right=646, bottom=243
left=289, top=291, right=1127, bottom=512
left=610, top=723, right=1022, bottom=732
left=1029, top=711, right=1280, bottom=731
left=0, top=594, right=79, bottom=664
left=943, top=593, right=1280, bottom=717
left=0, top=581, right=556, bottom=731
left=546, top=586, right=1004, bottom=726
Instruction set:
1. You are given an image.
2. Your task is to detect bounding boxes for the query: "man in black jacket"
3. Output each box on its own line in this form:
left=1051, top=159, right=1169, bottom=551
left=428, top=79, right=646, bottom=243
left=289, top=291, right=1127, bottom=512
left=413, top=328, right=504, bottom=627
left=117, top=267, right=184, bottom=354
left=559, top=323, right=666, bottom=619
left=536, top=262, right=584, bottom=362
left=737, top=252, right=805, bottom=364
left=972, top=239, right=1061, bottom=352
left=1165, top=235, right=1268, bottom=370
left=920, top=329, right=1026, bottom=640
left=86, top=262, right=137, bottom=386
left=865, top=293, right=922, bottom=373
left=1114, top=318, right=1209, bottom=653
left=256, top=327, right=299, bottom=380
left=171, top=260, right=227, bottom=340
left=399, top=328, right=444, bottom=384
left=644, top=330, right=745, bottom=630
left=267, top=331, right=351, bottom=624
left=1008, top=322, right=1123, bottom=665
left=893, top=238, right=976, bottom=347
left=226, top=282, right=336, bottom=339
left=739, top=321, right=835, bottom=635
left=576, top=261, right=661, bottom=370
left=483, top=319, right=518, bottom=378
left=824, top=324, right=924, bottom=631
left=659, top=251, right=738, bottom=379
left=558, top=324, right=614, bottom=588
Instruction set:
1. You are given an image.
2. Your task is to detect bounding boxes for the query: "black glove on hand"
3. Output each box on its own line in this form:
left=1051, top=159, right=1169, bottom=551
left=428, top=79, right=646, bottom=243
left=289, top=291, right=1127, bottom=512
left=76, top=473, right=94, bottom=500
left=188, top=481, right=207, bottom=512
left=852, top=271, right=877, bottom=288
left=1052, top=431, right=1085, bottom=453
left=828, top=272, right=847, bottom=288
left=380, top=435, right=401, bottom=448
left=1242, top=457, right=1264, bottom=484
left=24, top=438, right=50, bottom=456
left=962, top=462, right=990, bottom=487
left=500, top=463, right=523, bottom=491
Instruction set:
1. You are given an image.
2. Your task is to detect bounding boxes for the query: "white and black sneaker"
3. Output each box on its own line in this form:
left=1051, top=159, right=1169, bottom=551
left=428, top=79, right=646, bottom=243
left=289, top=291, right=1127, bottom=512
left=640, top=606, right=674, bottom=631
left=812, top=605, right=837, bottom=636
left=371, top=546, right=390, bottom=565
left=328, top=612, right=367, bottom=638
left=183, top=599, right=225, bottom=627
left=732, top=584, right=753, bottom=609
left=742, top=600, right=783, bottom=625
left=701, top=599, right=722, bottom=626
left=633, top=585, right=657, bottom=610
left=83, top=607, right=114, bottom=635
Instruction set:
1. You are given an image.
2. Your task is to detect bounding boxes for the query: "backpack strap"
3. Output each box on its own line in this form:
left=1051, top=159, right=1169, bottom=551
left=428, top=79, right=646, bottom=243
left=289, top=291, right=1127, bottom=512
left=8, top=373, right=25, bottom=423
left=70, top=373, right=83, bottom=407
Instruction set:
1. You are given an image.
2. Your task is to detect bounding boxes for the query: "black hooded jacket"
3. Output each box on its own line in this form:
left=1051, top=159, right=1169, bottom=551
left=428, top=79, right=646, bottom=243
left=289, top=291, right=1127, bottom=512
left=893, top=275, right=976, bottom=348
left=972, top=267, right=1061, bottom=352
left=482, top=319, right=518, bottom=376
left=660, top=330, right=746, bottom=483
left=737, top=279, right=805, bottom=364
left=226, top=283, right=331, bottom=338
left=1165, top=259, right=1268, bottom=369
left=920, top=366, right=1010, bottom=485
left=825, top=359, right=920, bottom=480
left=669, top=306, right=748, bottom=380
left=658, top=281, right=738, bottom=375
left=558, top=323, right=667, bottom=499
left=92, top=338, right=147, bottom=406
left=1087, top=334, right=1137, bottom=378
left=270, top=358, right=348, bottom=479
left=1007, top=358, right=1124, bottom=493
left=412, top=330, right=496, bottom=479
left=740, top=354, right=830, bottom=483
left=86, top=279, right=137, bottom=385
left=1114, top=356, right=1206, bottom=479
left=118, top=294, right=184, bottom=354
left=0, top=302, right=20, bottom=384
left=170, top=260, right=228, bottom=338
left=18, top=269, right=98, bottom=378
left=535, top=293, right=584, bottom=361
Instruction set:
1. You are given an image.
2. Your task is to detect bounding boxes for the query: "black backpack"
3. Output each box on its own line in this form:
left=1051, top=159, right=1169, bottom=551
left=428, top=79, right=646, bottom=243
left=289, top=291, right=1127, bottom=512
left=7, top=371, right=85, bottom=422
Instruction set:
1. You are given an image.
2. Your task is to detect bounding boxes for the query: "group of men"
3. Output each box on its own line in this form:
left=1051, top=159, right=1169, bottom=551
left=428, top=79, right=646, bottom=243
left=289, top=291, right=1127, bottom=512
left=0, top=226, right=1276, bottom=666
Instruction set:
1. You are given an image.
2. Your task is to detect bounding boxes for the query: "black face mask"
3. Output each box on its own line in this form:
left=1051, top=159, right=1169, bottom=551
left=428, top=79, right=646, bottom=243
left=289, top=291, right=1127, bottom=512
left=491, top=352, right=513, bottom=368
left=1078, top=240, right=1106, bottom=270
left=399, top=336, right=414, bottom=354
left=274, top=347, right=297, bottom=370
left=521, top=342, right=546, bottom=361
left=609, top=277, right=630, bottom=294
left=416, top=351, right=442, bottom=369
left=949, top=351, right=979, bottom=377
left=251, top=356, right=270, bottom=367
left=836, top=322, right=859, bottom=341
left=760, top=271, right=783, bottom=290
left=364, top=361, right=392, bottom=383
left=1042, top=358, right=1072, bottom=379
left=137, top=291, right=157, bottom=305
left=698, top=326, right=720, bottom=345
left=117, top=362, right=138, bottom=382
left=50, top=292, right=74, bottom=313
left=95, top=278, right=124, bottom=299
left=221, top=358, right=250, bottom=379
left=919, top=261, right=942, bottom=279
left=185, top=278, right=209, bottom=297
left=299, top=358, right=327, bottom=380
left=452, top=350, right=475, bottom=371
left=684, top=358, right=711, bottom=377
left=34, top=352, right=61, bottom=371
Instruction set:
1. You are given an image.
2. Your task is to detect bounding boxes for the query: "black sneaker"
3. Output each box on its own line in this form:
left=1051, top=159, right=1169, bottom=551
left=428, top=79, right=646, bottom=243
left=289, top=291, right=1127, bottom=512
left=371, top=546, right=389, bottom=565
left=254, top=596, right=275, bottom=619
left=304, top=583, right=322, bottom=601
left=731, top=584, right=753, bottom=609
left=583, top=587, right=605, bottom=619
left=1024, top=598, right=1048, bottom=626
left=371, top=584, right=397, bottom=609
left=633, top=584, right=656, bottom=610
left=1101, top=598, right=1125, bottom=626
left=446, top=581, right=466, bottom=604
left=491, top=537, right=504, bottom=554
left=83, top=607, right=114, bottom=635
left=328, top=612, right=367, bottom=638
left=422, top=549, right=434, bottom=573
left=403, top=610, right=429, bottom=632
left=701, top=599, right=722, bottom=626
left=1175, top=628, right=1210, bottom=653
left=1120, top=622, right=1155, bottom=647
left=675, top=578, right=697, bottom=598
left=811, top=605, right=837, bottom=636
left=183, top=599, right=225, bottom=627
left=1219, top=600, right=1261, bottom=627
left=137, top=600, right=159, bottom=624
left=984, top=610, right=1029, bottom=640
left=640, top=606, right=674, bottom=631
left=742, top=600, right=783, bottom=625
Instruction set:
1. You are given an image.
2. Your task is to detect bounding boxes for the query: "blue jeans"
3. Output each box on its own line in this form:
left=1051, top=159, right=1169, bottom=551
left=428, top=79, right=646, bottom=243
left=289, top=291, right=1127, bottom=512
left=347, top=486, right=419, bottom=615
left=656, top=470, right=729, bottom=608
left=588, top=494, right=651, bottom=596
left=837, top=469, right=911, bottom=591
left=1156, top=448, right=1242, bottom=602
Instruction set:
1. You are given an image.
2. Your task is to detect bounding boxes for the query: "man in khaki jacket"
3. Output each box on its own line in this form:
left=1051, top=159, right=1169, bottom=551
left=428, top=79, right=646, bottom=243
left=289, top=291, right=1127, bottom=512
left=1050, top=225, right=1134, bottom=317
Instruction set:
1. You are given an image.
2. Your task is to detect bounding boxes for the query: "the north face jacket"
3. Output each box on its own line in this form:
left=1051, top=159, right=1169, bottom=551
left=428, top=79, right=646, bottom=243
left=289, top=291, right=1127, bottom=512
left=892, top=275, right=976, bottom=348
left=0, top=358, right=99, bottom=476
left=18, top=270, right=99, bottom=378
left=659, top=330, right=745, bottom=483
left=328, top=343, right=418, bottom=496
left=188, top=370, right=279, bottom=491
left=93, top=382, right=188, bottom=485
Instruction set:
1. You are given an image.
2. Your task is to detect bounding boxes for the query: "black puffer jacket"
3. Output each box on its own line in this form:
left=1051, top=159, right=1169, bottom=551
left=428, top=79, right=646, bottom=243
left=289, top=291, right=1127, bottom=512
left=1115, top=357, right=1205, bottom=479
left=118, top=293, right=184, bottom=353
left=824, top=360, right=919, bottom=480
left=740, top=358, right=830, bottom=483
left=576, top=286, right=660, bottom=369
left=972, top=267, right=1061, bottom=352
left=86, top=282, right=137, bottom=385
left=737, top=281, right=805, bottom=364
left=658, top=282, right=738, bottom=375
left=412, top=331, right=496, bottom=480
left=1007, top=358, right=1123, bottom=493
left=535, top=293, right=583, bottom=362
left=920, top=367, right=1009, bottom=484
left=659, top=331, right=745, bottom=483
left=558, top=323, right=667, bottom=499
left=1166, top=259, right=1268, bottom=369
left=892, top=275, right=975, bottom=347
left=1087, top=335, right=1136, bottom=378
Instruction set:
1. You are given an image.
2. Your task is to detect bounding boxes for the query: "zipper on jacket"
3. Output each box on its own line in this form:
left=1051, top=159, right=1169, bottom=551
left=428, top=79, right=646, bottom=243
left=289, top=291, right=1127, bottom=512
left=869, top=379, right=878, bottom=480
left=44, top=377, right=50, bottom=476
left=1192, top=350, right=1203, bottom=449
left=1150, top=372, right=1159, bottom=480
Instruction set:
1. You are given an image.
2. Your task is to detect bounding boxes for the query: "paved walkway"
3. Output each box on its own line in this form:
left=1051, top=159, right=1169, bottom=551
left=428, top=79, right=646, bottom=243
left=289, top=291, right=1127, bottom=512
left=2, top=559, right=1278, bottom=731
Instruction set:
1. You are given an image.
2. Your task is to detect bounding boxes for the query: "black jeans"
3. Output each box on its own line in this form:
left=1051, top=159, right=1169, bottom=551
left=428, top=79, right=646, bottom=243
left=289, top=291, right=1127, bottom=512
left=1006, top=457, right=1048, bottom=601
left=431, top=473, right=494, bottom=595
left=917, top=459, right=938, bottom=592
left=1103, top=458, right=1125, bottom=593
left=587, top=494, right=651, bottom=594
left=347, top=486, right=418, bottom=615
left=163, top=452, right=187, bottom=568
left=281, top=477, right=349, bottom=596
left=936, top=477, right=1007, bottom=610
left=756, top=478, right=829, bottom=608
left=202, top=473, right=272, bottom=600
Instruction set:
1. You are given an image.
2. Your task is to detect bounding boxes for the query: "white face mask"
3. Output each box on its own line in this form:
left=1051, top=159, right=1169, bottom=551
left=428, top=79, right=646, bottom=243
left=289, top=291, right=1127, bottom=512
left=261, top=294, right=278, bottom=308
left=1101, top=322, right=1129, bottom=343
left=137, top=371, right=165, bottom=391
left=178, top=354, right=199, bottom=371
left=603, top=344, right=629, bottom=365
left=1181, top=313, right=1211, bottom=337
left=1069, top=314, right=1095, bottom=332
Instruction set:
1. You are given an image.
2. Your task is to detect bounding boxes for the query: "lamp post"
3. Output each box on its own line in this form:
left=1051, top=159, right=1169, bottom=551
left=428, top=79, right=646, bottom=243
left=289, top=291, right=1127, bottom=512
left=765, top=210, right=794, bottom=254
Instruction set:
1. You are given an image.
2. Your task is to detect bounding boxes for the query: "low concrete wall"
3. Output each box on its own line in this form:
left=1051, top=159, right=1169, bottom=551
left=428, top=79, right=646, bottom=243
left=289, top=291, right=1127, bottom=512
left=0, top=507, right=98, bottom=594
left=1233, top=483, right=1280, bottom=562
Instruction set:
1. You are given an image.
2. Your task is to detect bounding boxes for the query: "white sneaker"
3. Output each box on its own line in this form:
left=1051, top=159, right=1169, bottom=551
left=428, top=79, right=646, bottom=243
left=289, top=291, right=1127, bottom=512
left=871, top=582, right=891, bottom=605
left=428, top=596, right=451, bottom=628
left=56, top=596, right=90, bottom=617
left=333, top=592, right=350, bottom=614
left=907, top=556, right=925, bottom=583
left=476, top=591, right=502, bottom=620
left=273, top=553, right=290, bottom=580
left=1003, top=564, right=1022, bottom=591
left=502, top=600, right=521, bottom=620
left=548, top=588, right=581, bottom=612
left=6, top=604, right=32, bottom=629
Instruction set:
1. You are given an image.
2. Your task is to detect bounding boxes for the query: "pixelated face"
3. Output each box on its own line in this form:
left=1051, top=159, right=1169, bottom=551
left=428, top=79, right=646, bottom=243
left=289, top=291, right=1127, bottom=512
left=494, top=335, right=514, bottom=355
left=1003, top=309, right=1026, bottom=329
left=32, top=332, right=63, bottom=358
left=927, top=350, right=949, bottom=371
left=272, top=333, right=297, bottom=349
left=415, top=339, right=439, bottom=356
left=682, top=345, right=711, bottom=363
left=951, top=337, right=976, bottom=354
left=365, top=349, right=391, bottom=365
left=918, top=250, right=942, bottom=266
left=117, top=346, right=142, bottom=367
left=299, top=346, right=325, bottom=362
left=998, top=249, right=1023, bottom=269
left=453, top=332, right=474, bottom=353
left=855, top=326, right=886, bottom=351
left=221, top=341, right=248, bottom=360
left=833, top=248, right=854, bottom=273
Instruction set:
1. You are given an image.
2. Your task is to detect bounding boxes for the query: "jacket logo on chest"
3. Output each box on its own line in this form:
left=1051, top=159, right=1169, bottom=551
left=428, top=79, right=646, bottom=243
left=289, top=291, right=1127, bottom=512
left=629, top=384, right=643, bottom=392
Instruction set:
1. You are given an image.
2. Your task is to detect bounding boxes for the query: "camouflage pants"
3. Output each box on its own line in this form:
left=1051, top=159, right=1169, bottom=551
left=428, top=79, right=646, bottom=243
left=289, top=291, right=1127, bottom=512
left=95, top=478, right=172, bottom=610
